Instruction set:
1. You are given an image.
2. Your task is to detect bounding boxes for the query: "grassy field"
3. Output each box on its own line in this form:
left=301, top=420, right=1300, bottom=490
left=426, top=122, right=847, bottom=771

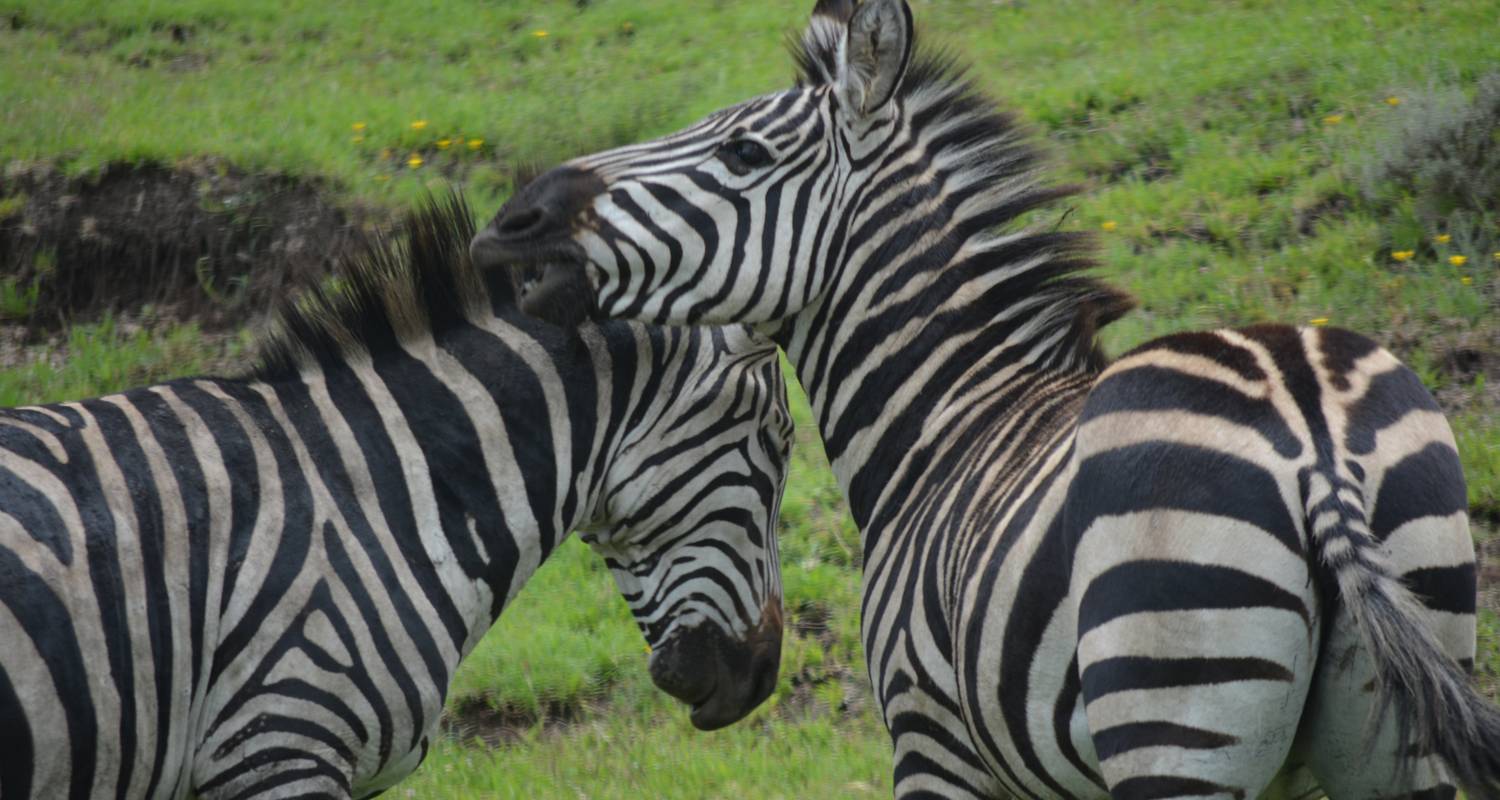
left=2, top=0, right=1498, bottom=797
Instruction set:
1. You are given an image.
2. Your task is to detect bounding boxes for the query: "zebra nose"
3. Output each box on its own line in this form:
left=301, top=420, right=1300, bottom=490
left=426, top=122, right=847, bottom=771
left=471, top=166, right=605, bottom=270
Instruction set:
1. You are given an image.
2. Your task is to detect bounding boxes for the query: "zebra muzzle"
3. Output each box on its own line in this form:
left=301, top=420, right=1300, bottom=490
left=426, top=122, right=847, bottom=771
left=649, top=597, right=783, bottom=730
left=469, top=166, right=606, bottom=329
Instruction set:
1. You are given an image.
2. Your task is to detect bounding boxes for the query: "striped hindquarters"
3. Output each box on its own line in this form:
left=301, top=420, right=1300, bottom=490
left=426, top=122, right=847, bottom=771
left=1063, top=324, right=1489, bottom=798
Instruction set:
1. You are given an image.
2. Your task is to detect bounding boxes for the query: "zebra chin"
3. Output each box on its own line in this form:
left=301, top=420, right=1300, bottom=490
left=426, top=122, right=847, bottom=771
left=648, top=598, right=783, bottom=730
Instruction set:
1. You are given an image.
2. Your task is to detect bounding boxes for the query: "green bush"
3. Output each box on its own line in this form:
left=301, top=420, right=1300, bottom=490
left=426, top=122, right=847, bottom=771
left=1358, top=72, right=1500, bottom=258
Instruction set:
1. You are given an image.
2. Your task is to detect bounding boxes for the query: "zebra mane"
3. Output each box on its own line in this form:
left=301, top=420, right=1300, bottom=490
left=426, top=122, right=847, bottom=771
left=792, top=6, right=1135, bottom=370
left=251, top=191, right=518, bottom=380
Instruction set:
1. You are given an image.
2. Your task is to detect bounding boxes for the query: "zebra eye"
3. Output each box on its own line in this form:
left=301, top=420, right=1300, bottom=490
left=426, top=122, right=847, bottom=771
left=720, top=138, right=772, bottom=173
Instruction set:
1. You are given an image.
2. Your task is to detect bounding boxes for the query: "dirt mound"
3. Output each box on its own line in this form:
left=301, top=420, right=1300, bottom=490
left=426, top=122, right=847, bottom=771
left=0, top=160, right=376, bottom=328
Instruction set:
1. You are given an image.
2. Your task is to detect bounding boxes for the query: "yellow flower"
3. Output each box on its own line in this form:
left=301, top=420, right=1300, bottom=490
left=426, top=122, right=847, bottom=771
left=351, top=121, right=367, bottom=131
left=1391, top=250, right=1414, bottom=262
left=407, top=154, right=424, bottom=169
left=643, top=643, right=652, bottom=653
left=1434, top=233, right=1451, bottom=244
left=1448, top=254, right=1467, bottom=266
left=410, top=120, right=429, bottom=131
left=1493, top=251, right=1500, bottom=260
left=436, top=138, right=451, bottom=150
left=1100, top=220, right=1118, bottom=232
left=1321, top=114, right=1343, bottom=126
left=352, top=135, right=365, bottom=144
left=467, top=138, right=484, bottom=150
left=1460, top=276, right=1473, bottom=286
left=533, top=30, right=548, bottom=38
left=1384, top=96, right=1401, bottom=107
left=1309, top=317, right=1330, bottom=327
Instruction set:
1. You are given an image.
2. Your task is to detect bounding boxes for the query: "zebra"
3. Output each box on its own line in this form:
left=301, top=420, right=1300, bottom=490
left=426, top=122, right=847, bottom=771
left=470, top=1, right=1500, bottom=797
left=0, top=194, right=792, bottom=799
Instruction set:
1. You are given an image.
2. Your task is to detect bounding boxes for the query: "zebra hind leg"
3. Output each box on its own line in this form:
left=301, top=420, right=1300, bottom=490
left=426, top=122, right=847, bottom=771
left=1292, top=601, right=1460, bottom=800
left=1070, top=509, right=1320, bottom=799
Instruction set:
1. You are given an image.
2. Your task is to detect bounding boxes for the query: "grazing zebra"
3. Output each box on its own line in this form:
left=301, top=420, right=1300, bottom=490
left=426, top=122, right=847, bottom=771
left=0, top=195, right=792, bottom=799
left=470, top=1, right=1500, bottom=797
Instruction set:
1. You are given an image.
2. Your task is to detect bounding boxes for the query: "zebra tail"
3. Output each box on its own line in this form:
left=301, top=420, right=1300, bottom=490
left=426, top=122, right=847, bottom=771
left=1305, top=470, right=1500, bottom=799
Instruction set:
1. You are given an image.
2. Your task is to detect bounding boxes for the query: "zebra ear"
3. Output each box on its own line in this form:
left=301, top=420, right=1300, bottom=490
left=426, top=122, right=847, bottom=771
left=796, top=0, right=854, bottom=86
left=835, top=0, right=913, bottom=118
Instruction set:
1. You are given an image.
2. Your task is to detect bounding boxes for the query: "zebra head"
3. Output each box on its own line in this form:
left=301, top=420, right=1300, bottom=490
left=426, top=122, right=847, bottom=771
left=472, top=0, right=937, bottom=327
left=579, top=327, right=792, bottom=730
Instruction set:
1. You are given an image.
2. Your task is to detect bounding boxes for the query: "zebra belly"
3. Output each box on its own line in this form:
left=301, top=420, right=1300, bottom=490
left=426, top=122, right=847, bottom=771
left=939, top=450, right=1108, bottom=799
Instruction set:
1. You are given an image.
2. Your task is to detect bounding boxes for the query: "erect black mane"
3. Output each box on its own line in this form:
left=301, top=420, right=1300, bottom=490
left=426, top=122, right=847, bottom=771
left=251, top=191, right=519, bottom=381
left=792, top=3, right=1134, bottom=370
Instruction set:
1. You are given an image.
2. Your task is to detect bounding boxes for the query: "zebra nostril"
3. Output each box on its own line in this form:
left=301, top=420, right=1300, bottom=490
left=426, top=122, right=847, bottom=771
left=497, top=206, right=545, bottom=236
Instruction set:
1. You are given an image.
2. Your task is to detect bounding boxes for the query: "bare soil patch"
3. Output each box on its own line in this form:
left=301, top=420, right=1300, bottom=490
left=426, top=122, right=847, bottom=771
left=441, top=695, right=593, bottom=748
left=0, top=159, right=377, bottom=330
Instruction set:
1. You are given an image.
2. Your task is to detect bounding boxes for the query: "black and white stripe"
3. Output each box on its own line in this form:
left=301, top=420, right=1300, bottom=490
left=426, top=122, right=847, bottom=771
left=0, top=196, right=792, bottom=799
left=475, top=1, right=1499, bottom=797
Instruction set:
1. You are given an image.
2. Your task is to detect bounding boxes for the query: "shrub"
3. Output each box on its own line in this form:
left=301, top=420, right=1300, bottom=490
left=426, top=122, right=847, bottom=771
left=1357, top=72, right=1500, bottom=257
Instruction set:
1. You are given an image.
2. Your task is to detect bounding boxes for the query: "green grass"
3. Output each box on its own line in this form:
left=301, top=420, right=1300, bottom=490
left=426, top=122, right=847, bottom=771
left=0, top=317, right=247, bottom=406
left=448, top=537, right=649, bottom=718
left=401, top=704, right=892, bottom=800
left=0, top=0, right=816, bottom=210
left=1456, top=414, right=1500, bottom=517
left=3, top=0, right=1498, bottom=796
left=1480, top=608, right=1500, bottom=700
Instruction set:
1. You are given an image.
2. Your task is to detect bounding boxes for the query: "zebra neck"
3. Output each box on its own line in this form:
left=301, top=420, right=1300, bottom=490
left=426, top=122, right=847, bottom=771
left=264, top=320, right=608, bottom=644
left=775, top=280, right=1101, bottom=535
